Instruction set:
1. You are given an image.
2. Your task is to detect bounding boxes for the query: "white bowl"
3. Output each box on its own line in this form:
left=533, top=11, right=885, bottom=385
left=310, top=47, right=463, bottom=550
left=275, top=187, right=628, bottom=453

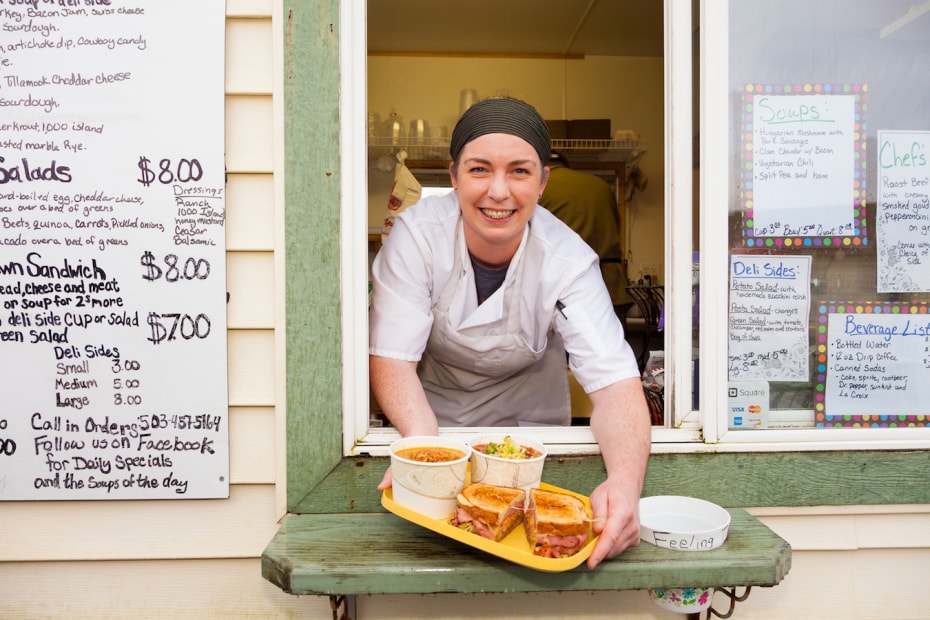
left=639, top=495, right=731, bottom=551
left=467, top=434, right=546, bottom=494
left=647, top=587, right=713, bottom=614
left=390, top=436, right=470, bottom=519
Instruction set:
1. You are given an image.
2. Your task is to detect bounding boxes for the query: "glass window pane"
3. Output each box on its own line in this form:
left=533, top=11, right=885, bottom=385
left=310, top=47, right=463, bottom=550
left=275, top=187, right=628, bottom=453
left=727, top=1, right=930, bottom=431
left=365, top=2, right=673, bottom=438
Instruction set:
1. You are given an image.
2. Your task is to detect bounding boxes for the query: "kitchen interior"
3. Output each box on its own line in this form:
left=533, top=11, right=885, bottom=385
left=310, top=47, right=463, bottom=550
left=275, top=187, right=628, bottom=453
left=366, top=0, right=697, bottom=423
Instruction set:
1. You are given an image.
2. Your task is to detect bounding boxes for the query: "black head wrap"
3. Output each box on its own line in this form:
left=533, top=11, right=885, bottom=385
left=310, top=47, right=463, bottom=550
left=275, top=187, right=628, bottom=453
left=449, top=97, right=551, bottom=166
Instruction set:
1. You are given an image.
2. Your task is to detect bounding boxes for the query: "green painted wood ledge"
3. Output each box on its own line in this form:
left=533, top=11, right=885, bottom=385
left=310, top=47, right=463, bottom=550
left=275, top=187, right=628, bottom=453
left=262, top=508, right=790, bottom=596
left=264, top=449, right=929, bottom=598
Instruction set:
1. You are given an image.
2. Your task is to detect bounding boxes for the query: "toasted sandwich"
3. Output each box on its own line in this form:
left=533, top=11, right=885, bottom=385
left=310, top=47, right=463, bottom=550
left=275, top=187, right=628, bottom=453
left=525, top=487, right=591, bottom=558
left=450, top=483, right=525, bottom=542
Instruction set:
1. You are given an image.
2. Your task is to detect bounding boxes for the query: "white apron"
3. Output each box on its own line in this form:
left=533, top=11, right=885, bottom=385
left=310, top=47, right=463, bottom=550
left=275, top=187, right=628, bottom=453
left=418, top=223, right=571, bottom=427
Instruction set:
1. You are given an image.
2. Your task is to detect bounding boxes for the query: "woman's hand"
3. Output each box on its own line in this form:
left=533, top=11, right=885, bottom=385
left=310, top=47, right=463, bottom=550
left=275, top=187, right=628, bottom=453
left=377, top=467, right=393, bottom=491
left=585, top=478, right=641, bottom=569
left=585, top=377, right=651, bottom=569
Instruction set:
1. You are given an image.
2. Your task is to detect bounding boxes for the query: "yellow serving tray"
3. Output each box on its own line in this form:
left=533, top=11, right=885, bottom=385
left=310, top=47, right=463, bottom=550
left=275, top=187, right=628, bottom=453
left=381, top=482, right=598, bottom=572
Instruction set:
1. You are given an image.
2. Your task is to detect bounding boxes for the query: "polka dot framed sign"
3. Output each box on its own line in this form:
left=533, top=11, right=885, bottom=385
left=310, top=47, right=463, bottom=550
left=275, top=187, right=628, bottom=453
left=740, top=83, right=868, bottom=249
left=815, top=300, right=930, bottom=428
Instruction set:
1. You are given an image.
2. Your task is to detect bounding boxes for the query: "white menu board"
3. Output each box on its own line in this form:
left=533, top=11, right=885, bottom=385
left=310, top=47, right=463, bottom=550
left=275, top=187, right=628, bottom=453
left=749, top=93, right=857, bottom=239
left=0, top=1, right=228, bottom=499
left=877, top=130, right=930, bottom=292
left=824, top=310, right=930, bottom=415
left=728, top=254, right=811, bottom=381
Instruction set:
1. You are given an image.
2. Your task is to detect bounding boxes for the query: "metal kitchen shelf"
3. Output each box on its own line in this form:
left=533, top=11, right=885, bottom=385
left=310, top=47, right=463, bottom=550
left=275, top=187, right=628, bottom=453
left=551, top=138, right=646, bottom=162
left=368, top=137, right=646, bottom=162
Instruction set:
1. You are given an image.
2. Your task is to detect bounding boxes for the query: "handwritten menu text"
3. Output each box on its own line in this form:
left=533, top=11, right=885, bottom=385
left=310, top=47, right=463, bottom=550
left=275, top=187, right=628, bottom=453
left=0, top=1, right=228, bottom=500
left=745, top=91, right=861, bottom=243
left=824, top=308, right=930, bottom=416
left=877, top=130, right=930, bottom=292
left=729, top=254, right=811, bottom=381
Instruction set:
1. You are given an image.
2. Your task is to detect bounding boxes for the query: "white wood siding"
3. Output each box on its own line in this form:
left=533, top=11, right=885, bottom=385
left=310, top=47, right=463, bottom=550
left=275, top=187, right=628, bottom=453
left=0, top=2, right=304, bottom=616
left=4, top=548, right=929, bottom=618
left=1, top=2, right=929, bottom=618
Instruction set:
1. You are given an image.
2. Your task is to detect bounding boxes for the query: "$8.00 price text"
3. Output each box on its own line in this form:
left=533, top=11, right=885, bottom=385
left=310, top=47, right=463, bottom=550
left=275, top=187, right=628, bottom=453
left=140, top=252, right=211, bottom=282
left=137, top=156, right=203, bottom=187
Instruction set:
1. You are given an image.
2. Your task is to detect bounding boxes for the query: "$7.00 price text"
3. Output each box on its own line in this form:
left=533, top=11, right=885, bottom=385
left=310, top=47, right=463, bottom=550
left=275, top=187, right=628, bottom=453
left=146, top=312, right=211, bottom=345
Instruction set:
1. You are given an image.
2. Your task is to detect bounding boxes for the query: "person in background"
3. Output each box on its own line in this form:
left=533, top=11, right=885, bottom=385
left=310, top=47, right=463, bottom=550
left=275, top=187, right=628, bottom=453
left=369, top=97, right=650, bottom=569
left=539, top=150, right=634, bottom=325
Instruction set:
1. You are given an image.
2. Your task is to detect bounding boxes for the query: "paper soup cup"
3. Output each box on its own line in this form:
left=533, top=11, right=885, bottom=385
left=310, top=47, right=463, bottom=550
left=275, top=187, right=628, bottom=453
left=468, top=434, right=546, bottom=494
left=389, top=436, right=470, bottom=520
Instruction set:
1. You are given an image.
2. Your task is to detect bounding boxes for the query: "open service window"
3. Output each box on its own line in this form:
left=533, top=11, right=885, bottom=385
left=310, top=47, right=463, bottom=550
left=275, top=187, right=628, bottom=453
left=280, top=0, right=930, bottom=519
left=343, top=0, right=701, bottom=458
left=702, top=0, right=930, bottom=448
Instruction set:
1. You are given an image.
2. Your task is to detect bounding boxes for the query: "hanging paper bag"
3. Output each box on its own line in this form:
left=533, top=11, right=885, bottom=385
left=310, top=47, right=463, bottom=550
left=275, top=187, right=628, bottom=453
left=381, top=150, right=422, bottom=243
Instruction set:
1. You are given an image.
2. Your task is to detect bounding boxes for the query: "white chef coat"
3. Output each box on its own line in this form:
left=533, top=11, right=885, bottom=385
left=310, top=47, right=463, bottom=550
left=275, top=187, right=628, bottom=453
left=369, top=191, right=639, bottom=425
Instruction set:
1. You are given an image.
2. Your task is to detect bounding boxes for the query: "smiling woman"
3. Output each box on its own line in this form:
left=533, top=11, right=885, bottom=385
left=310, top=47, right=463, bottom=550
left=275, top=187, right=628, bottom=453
left=370, top=98, right=641, bottom=430
left=455, top=132, right=547, bottom=266
left=368, top=96, right=651, bottom=567
left=449, top=98, right=553, bottom=269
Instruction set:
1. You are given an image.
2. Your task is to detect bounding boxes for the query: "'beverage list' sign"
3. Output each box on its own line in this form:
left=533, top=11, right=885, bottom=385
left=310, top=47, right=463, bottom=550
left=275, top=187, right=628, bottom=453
left=0, top=1, right=228, bottom=499
left=819, top=303, right=930, bottom=425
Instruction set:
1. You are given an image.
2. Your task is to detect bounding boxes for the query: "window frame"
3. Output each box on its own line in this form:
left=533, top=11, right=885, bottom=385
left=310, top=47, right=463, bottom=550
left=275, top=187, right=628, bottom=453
left=345, top=0, right=701, bottom=459
left=701, top=0, right=930, bottom=449
left=281, top=0, right=930, bottom=516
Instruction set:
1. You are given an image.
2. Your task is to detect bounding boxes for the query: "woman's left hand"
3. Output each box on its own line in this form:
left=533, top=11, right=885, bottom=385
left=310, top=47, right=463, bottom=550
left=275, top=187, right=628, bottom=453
left=585, top=478, right=641, bottom=569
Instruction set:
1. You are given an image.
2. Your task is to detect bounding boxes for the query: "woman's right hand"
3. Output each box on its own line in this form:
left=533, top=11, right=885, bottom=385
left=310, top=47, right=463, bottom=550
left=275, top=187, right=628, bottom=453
left=377, top=467, right=393, bottom=491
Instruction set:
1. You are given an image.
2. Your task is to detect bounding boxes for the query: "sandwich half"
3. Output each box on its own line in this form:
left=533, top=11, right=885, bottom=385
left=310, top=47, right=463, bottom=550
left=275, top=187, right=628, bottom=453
left=525, top=487, right=591, bottom=558
left=450, top=483, right=525, bottom=542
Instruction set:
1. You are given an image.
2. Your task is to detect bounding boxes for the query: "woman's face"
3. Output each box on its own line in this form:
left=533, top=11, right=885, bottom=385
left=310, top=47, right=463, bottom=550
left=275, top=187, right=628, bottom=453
left=450, top=133, right=548, bottom=266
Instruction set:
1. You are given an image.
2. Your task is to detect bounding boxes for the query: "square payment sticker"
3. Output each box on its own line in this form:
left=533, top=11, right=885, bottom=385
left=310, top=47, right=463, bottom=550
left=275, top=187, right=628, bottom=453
left=728, top=381, right=770, bottom=429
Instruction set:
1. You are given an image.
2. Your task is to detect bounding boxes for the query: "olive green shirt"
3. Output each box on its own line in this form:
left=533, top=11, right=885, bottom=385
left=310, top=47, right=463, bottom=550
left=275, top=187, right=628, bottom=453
left=540, top=162, right=633, bottom=307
